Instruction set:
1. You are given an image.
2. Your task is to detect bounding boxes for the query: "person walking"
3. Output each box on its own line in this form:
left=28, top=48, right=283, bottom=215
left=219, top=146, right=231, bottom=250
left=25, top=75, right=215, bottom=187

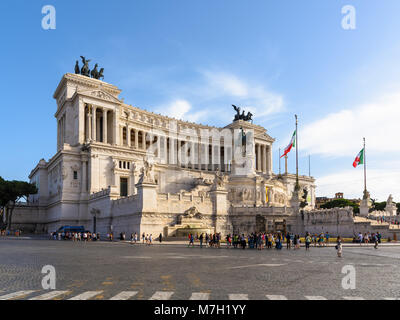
left=373, top=233, right=379, bottom=249
left=159, top=233, right=162, bottom=243
left=142, top=232, right=145, bottom=244
left=134, top=232, right=138, bottom=244
left=199, top=233, right=204, bottom=248
left=305, top=233, right=311, bottom=251
left=336, top=236, right=343, bottom=257
left=286, top=232, right=291, bottom=250
left=148, top=234, right=152, bottom=245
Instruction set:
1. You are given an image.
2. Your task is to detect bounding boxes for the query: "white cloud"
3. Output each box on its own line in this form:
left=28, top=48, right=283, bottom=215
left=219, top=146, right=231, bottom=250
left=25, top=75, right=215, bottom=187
left=156, top=99, right=207, bottom=123
left=316, top=167, right=400, bottom=202
left=301, top=93, right=400, bottom=157
left=200, top=71, right=285, bottom=118
left=301, top=91, right=400, bottom=202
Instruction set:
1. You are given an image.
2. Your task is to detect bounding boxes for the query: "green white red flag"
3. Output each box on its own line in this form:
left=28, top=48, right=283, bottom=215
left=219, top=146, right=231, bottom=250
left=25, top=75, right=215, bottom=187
left=280, top=130, right=296, bottom=158
left=353, top=148, right=364, bottom=168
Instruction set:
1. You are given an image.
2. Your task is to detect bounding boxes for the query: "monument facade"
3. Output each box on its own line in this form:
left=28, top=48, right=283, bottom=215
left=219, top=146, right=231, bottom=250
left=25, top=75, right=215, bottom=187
left=13, top=71, right=318, bottom=236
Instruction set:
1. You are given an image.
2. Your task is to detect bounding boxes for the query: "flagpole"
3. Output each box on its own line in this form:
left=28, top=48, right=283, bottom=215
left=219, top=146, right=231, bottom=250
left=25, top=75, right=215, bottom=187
left=363, top=137, right=367, bottom=197
left=279, top=148, right=281, bottom=175
left=295, top=114, right=299, bottom=191
left=308, top=154, right=311, bottom=177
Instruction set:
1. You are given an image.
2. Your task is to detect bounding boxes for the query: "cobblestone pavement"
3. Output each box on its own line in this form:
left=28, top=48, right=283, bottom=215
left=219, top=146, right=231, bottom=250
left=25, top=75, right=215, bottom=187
left=0, top=239, right=399, bottom=300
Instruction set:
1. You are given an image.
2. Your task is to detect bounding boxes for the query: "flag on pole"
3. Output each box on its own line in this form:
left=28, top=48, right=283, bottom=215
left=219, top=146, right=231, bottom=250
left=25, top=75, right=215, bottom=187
left=353, top=148, right=364, bottom=168
left=280, top=130, right=296, bottom=158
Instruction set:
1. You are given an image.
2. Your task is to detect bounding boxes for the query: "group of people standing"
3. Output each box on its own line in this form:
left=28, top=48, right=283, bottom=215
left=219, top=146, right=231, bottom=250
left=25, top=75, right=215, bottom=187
left=51, top=231, right=100, bottom=241
left=355, top=232, right=381, bottom=249
left=129, top=232, right=164, bottom=245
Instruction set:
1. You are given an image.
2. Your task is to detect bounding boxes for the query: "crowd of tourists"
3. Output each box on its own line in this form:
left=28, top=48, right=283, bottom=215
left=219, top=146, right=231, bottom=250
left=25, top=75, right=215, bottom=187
left=354, top=232, right=381, bottom=248
left=50, top=228, right=383, bottom=253
left=374, top=216, right=400, bottom=225
left=50, top=231, right=100, bottom=241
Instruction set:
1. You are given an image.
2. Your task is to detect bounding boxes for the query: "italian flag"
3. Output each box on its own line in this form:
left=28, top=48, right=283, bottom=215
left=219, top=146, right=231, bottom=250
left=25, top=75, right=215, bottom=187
left=280, top=130, right=296, bottom=158
left=353, top=148, right=364, bottom=168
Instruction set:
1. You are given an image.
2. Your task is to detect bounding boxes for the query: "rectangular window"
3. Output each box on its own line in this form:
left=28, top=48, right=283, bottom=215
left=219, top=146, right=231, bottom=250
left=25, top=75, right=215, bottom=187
left=73, top=171, right=78, bottom=180
left=120, top=177, right=128, bottom=197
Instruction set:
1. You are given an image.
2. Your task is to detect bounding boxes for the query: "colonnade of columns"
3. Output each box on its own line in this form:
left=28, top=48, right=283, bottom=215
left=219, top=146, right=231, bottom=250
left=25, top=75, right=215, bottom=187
left=255, top=143, right=271, bottom=174
left=120, top=127, right=232, bottom=172
left=84, top=104, right=114, bottom=143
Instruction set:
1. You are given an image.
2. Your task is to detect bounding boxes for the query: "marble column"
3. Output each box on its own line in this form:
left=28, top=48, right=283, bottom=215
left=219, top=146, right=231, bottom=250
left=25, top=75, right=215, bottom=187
left=157, top=135, right=161, bottom=159
left=262, top=145, right=267, bottom=173
left=85, top=108, right=89, bottom=141
left=268, top=145, right=273, bottom=175
left=103, top=109, right=107, bottom=143
left=127, top=126, right=131, bottom=147
left=142, top=131, right=146, bottom=150
left=163, top=136, right=168, bottom=164
left=190, top=141, right=196, bottom=169
left=135, top=130, right=139, bottom=149
left=257, top=144, right=261, bottom=172
left=92, top=106, right=97, bottom=141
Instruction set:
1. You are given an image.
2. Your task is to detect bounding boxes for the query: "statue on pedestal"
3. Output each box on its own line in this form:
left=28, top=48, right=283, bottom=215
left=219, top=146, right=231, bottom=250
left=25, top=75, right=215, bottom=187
left=385, top=194, right=397, bottom=217
left=212, top=167, right=228, bottom=190
left=138, top=159, right=155, bottom=184
left=74, top=57, right=105, bottom=80
left=232, top=105, right=253, bottom=122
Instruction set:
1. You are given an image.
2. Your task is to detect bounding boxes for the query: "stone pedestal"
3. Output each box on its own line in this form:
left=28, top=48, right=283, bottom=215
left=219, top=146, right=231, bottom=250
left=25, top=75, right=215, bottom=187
left=290, top=190, right=300, bottom=213
left=135, top=182, right=158, bottom=212
left=290, top=190, right=304, bottom=234
left=210, top=189, right=229, bottom=234
left=360, top=197, right=372, bottom=217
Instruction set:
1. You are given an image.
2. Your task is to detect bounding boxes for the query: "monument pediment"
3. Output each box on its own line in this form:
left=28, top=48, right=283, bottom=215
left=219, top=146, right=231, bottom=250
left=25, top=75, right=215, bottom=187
left=78, top=89, right=122, bottom=104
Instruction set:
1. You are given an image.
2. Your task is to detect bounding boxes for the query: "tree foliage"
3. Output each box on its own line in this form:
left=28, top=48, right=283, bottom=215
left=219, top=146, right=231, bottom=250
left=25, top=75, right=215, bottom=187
left=372, top=201, right=387, bottom=211
left=0, top=176, right=38, bottom=230
left=321, top=198, right=359, bottom=213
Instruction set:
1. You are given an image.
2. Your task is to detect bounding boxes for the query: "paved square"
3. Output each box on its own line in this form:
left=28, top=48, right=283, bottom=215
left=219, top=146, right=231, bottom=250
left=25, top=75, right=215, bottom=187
left=0, top=239, right=399, bottom=300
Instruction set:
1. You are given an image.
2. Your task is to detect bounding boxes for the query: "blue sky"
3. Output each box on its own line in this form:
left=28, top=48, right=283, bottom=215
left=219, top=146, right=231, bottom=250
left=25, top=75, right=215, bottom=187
left=1, top=0, right=400, bottom=201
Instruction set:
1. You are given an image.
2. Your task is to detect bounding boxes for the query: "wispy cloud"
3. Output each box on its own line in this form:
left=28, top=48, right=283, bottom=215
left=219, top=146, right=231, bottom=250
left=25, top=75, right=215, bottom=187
left=301, top=92, right=400, bottom=157
left=149, top=70, right=285, bottom=125
left=200, top=71, right=285, bottom=118
left=155, top=99, right=207, bottom=123
left=302, top=91, right=400, bottom=202
left=316, top=166, right=400, bottom=202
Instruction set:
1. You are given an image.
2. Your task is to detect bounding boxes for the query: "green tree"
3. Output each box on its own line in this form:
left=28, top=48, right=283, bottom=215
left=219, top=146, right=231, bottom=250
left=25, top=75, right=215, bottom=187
left=0, top=176, right=37, bottom=231
left=321, top=198, right=359, bottom=214
left=372, top=201, right=387, bottom=211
